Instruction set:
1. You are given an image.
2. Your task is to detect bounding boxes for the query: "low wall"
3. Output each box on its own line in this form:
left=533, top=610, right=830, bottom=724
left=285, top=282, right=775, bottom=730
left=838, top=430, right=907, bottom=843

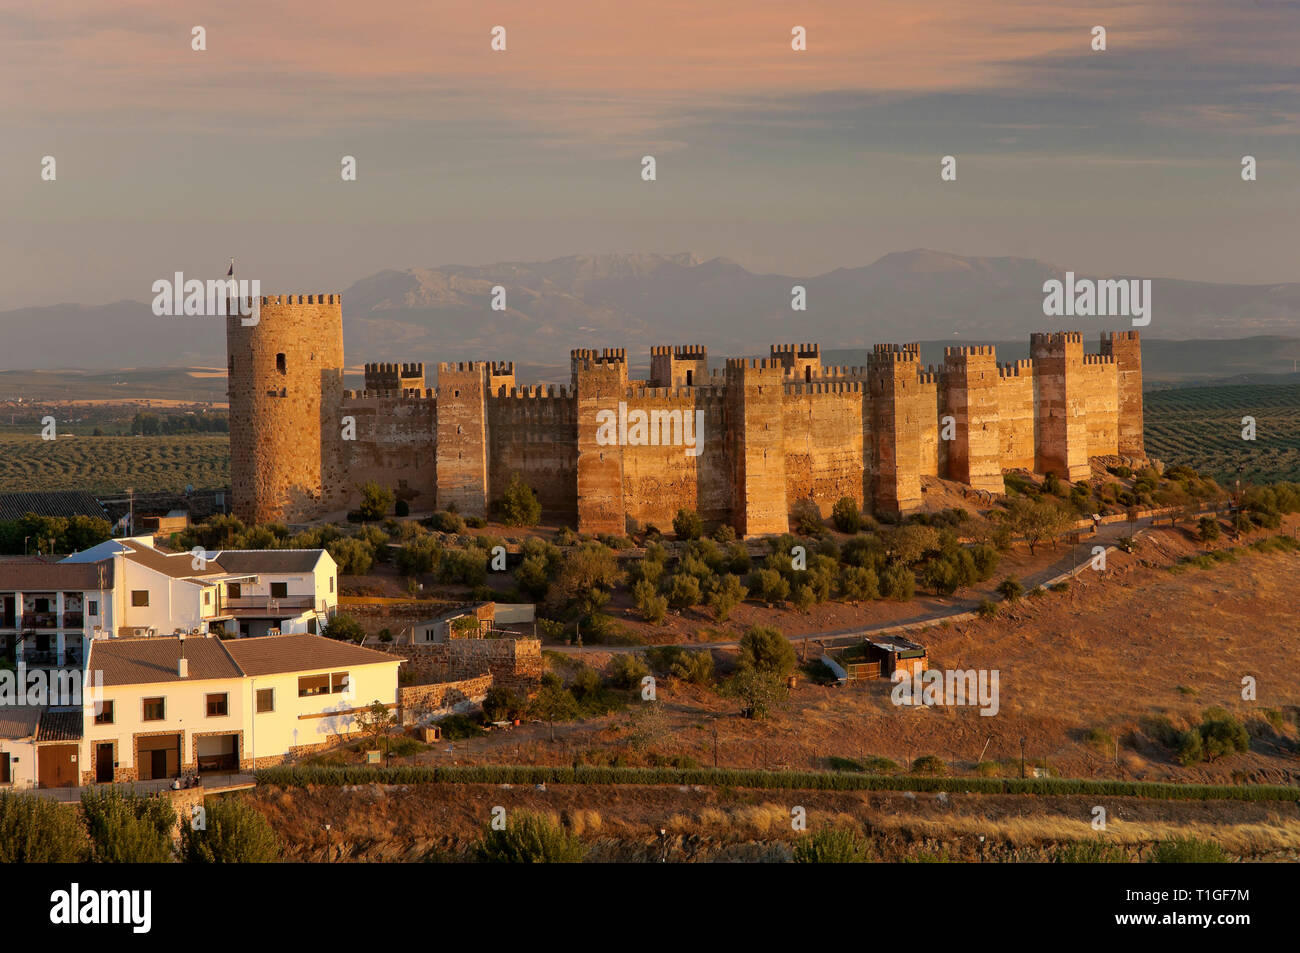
left=399, top=674, right=493, bottom=725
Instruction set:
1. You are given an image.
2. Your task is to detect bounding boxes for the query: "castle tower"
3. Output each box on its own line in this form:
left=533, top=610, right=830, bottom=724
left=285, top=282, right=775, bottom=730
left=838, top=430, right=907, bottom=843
left=868, top=344, right=924, bottom=514
left=226, top=294, right=345, bottom=523
left=1101, top=331, right=1144, bottom=457
left=649, top=345, right=708, bottom=388
left=573, top=349, right=629, bottom=535
left=1031, top=331, right=1090, bottom=481
left=771, top=343, right=822, bottom=382
left=364, top=362, right=425, bottom=394
left=487, top=361, right=516, bottom=397
left=436, top=362, right=491, bottom=517
left=724, top=358, right=788, bottom=536
left=943, top=346, right=1004, bottom=494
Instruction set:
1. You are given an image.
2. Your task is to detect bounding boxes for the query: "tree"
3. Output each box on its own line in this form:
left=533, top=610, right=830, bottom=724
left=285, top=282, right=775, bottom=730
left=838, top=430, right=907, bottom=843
left=181, top=798, right=281, bottom=863
left=326, top=537, right=374, bottom=576
left=356, top=481, right=394, bottom=521
left=322, top=613, right=366, bottom=644
left=722, top=666, right=788, bottom=719
left=528, top=683, right=580, bottom=741
left=709, top=574, right=747, bottom=621
left=831, top=497, right=863, bottom=534
left=1197, top=516, right=1221, bottom=542
left=672, top=508, right=703, bottom=540
left=738, top=625, right=796, bottom=677
left=1007, top=497, right=1074, bottom=554
left=499, top=474, right=542, bottom=527
left=791, top=499, right=825, bottom=536
left=355, top=700, right=397, bottom=752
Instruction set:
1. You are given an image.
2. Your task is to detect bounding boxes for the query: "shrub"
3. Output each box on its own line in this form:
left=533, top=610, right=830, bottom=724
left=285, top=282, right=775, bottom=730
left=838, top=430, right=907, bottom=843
left=838, top=565, right=879, bottom=601
left=709, top=574, right=747, bottom=622
left=739, top=626, right=796, bottom=677
left=1198, top=709, right=1250, bottom=761
left=180, top=798, right=280, bottom=863
left=997, top=577, right=1024, bottom=601
left=1174, top=729, right=1204, bottom=766
left=672, top=508, right=703, bottom=540
left=666, top=573, right=702, bottom=609
left=976, top=599, right=998, bottom=619
left=880, top=563, right=915, bottom=601
left=483, top=685, right=528, bottom=722
left=0, top=793, right=86, bottom=862
left=608, top=654, right=651, bottom=690
left=1148, top=836, right=1228, bottom=863
left=1197, top=516, right=1221, bottom=542
left=791, top=499, right=825, bottom=536
left=831, top=497, right=863, bottom=534
left=516, top=554, right=552, bottom=599
left=792, top=584, right=815, bottom=613
left=475, top=810, right=586, bottom=863
left=793, top=827, right=873, bottom=863
left=498, top=474, right=542, bottom=527
left=669, top=649, right=715, bottom=686
left=327, top=536, right=374, bottom=576
left=749, top=568, right=790, bottom=604
left=322, top=613, right=366, bottom=644
left=357, top=481, right=394, bottom=521
left=910, top=755, right=947, bottom=776
left=1051, top=840, right=1131, bottom=863
left=633, top=580, right=669, bottom=624
left=80, top=788, right=176, bottom=863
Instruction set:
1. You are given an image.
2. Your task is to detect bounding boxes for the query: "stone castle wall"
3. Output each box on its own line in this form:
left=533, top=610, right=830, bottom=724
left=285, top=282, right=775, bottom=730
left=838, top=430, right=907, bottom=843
left=225, top=295, right=1144, bottom=535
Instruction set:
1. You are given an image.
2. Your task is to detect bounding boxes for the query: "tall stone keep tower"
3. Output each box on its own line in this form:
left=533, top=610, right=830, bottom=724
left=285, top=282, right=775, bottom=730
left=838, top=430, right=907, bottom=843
left=226, top=294, right=345, bottom=524
left=1101, top=330, right=1144, bottom=456
left=1031, top=331, right=1090, bottom=482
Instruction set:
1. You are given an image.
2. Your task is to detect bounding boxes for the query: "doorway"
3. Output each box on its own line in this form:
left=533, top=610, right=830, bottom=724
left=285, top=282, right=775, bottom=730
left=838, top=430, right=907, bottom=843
left=96, top=743, right=114, bottom=783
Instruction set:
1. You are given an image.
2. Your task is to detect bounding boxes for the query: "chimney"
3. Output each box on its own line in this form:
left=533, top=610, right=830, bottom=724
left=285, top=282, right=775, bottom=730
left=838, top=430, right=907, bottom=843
left=178, top=657, right=189, bottom=678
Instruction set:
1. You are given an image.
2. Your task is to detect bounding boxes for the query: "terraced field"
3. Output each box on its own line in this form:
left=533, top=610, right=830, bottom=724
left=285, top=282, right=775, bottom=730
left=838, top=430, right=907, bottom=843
left=0, top=434, right=229, bottom=494
left=1145, top=382, right=1300, bottom=484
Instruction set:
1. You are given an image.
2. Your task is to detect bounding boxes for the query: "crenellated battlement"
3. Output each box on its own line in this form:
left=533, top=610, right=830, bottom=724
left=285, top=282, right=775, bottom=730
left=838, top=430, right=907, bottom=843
left=232, top=317, right=1142, bottom=531
left=771, top=342, right=821, bottom=357
left=256, top=294, right=340, bottom=306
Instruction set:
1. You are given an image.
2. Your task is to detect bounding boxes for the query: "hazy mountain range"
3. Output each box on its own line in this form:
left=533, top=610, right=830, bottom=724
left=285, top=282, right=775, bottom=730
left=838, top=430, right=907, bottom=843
left=3, top=250, right=1300, bottom=371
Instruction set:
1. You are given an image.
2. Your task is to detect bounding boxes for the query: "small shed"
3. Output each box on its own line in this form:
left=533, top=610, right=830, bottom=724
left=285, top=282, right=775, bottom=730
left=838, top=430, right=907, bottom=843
left=865, top=635, right=928, bottom=678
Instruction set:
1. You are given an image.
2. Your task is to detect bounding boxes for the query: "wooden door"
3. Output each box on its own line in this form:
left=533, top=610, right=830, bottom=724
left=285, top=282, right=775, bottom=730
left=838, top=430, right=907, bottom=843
left=37, top=744, right=78, bottom=788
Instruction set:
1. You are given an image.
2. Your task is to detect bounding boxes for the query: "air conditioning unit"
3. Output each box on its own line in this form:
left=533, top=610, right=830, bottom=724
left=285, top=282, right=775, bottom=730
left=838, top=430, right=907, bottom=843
left=131, top=627, right=150, bottom=638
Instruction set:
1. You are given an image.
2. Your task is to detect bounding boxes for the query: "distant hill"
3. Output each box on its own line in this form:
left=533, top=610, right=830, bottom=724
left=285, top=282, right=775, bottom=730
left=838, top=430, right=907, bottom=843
left=3, top=250, right=1300, bottom=370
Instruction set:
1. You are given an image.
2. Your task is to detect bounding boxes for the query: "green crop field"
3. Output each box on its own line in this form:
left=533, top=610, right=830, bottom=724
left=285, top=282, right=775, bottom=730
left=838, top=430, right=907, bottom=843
left=0, top=434, right=229, bottom=494
left=1145, top=383, right=1300, bottom=485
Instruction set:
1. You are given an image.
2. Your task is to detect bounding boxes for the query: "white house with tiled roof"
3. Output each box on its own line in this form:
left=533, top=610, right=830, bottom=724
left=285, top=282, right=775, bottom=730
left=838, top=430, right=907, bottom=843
left=79, top=633, right=400, bottom=785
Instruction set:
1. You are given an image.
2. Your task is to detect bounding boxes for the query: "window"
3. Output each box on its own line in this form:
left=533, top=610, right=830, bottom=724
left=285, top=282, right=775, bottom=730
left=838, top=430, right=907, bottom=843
left=270, top=582, right=288, bottom=599
left=34, top=598, right=50, bottom=613
left=329, top=576, right=335, bottom=594
left=276, top=352, right=286, bottom=374
left=206, top=693, right=228, bottom=717
left=88, top=600, right=98, bottom=617
left=203, top=590, right=211, bottom=606
left=331, top=672, right=349, bottom=694
left=142, top=697, right=165, bottom=721
left=256, top=688, right=275, bottom=713
left=95, top=700, right=115, bottom=725
left=0, top=753, right=9, bottom=784
left=131, top=590, right=149, bottom=607
left=298, top=674, right=330, bottom=697
left=227, top=583, right=241, bottom=599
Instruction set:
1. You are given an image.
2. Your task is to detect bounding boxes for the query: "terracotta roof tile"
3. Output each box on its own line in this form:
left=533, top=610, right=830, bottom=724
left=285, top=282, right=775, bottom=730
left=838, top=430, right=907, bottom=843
left=87, top=636, right=243, bottom=686
left=223, top=633, right=399, bottom=676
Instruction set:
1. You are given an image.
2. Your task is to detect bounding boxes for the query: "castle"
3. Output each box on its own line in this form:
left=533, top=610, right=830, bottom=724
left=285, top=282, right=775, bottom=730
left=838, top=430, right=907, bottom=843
left=225, top=295, right=1144, bottom=536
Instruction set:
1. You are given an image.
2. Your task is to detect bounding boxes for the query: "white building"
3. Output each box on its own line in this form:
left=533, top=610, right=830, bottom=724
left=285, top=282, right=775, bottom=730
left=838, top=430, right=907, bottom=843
left=78, top=633, right=401, bottom=785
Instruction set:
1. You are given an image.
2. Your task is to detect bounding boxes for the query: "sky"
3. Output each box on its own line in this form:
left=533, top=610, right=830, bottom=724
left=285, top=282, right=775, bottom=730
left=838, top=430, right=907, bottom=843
left=3, top=0, right=1299, bottom=308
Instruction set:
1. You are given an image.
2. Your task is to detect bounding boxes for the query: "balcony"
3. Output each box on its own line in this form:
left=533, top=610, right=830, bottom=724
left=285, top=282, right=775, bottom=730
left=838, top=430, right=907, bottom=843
left=21, top=612, right=58, bottom=629
left=222, top=595, right=317, bottom=615
left=62, top=613, right=84, bottom=629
